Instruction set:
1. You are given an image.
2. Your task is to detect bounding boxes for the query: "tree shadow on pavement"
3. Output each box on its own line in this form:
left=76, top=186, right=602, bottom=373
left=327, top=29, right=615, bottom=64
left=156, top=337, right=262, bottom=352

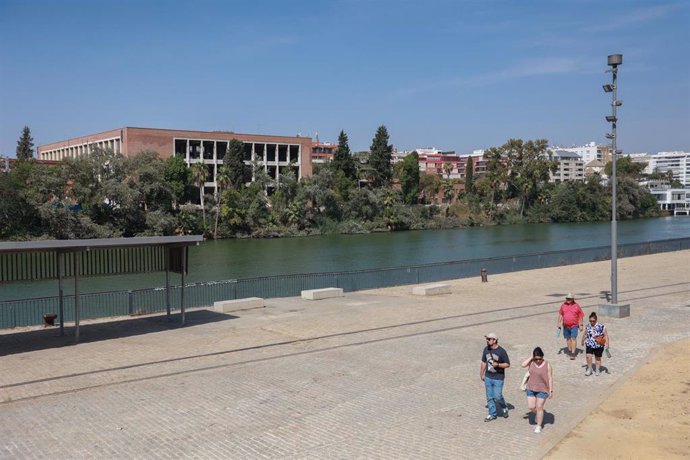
left=0, top=309, right=237, bottom=357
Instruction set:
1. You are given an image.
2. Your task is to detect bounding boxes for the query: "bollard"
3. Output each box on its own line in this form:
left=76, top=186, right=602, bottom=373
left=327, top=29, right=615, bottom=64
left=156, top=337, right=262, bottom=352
left=480, top=268, right=488, bottom=282
left=43, top=313, right=57, bottom=327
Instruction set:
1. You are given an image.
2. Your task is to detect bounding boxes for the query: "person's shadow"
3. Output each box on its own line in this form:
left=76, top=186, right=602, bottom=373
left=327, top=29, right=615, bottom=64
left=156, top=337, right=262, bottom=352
left=558, top=346, right=584, bottom=356
left=523, top=410, right=556, bottom=426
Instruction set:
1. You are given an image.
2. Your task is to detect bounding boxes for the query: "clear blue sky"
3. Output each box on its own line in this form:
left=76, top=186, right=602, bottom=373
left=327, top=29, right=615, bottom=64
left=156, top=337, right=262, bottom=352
left=1, top=0, right=688, bottom=157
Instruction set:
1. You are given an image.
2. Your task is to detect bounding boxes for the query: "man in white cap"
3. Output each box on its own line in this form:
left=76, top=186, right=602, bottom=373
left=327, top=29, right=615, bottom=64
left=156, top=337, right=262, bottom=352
left=480, top=332, right=511, bottom=421
left=557, top=293, right=584, bottom=359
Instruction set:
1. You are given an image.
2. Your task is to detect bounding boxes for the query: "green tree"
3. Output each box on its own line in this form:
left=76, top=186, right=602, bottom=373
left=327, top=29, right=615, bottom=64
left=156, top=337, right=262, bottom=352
left=399, top=151, right=420, bottom=205
left=615, top=176, right=659, bottom=219
left=214, top=165, right=231, bottom=239
left=125, top=150, right=174, bottom=212
left=442, top=162, right=453, bottom=178
left=604, top=155, right=646, bottom=179
left=333, top=130, right=358, bottom=181
left=16, top=126, right=34, bottom=160
left=465, top=156, right=474, bottom=195
left=442, top=179, right=455, bottom=204
left=485, top=139, right=555, bottom=217
left=369, top=125, right=393, bottom=187
left=190, top=162, right=208, bottom=228
left=223, top=139, right=249, bottom=189
left=482, top=147, right=509, bottom=216
left=164, top=155, right=191, bottom=209
left=419, top=173, right=442, bottom=204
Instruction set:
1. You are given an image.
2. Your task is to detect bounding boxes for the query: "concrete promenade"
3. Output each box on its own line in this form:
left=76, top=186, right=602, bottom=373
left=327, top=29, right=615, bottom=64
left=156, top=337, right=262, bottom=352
left=0, top=251, right=688, bottom=459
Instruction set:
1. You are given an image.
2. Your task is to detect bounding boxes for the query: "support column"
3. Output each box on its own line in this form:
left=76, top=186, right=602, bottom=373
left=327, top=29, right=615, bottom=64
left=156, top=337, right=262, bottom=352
left=57, top=252, right=64, bottom=336
left=165, top=247, right=171, bottom=321
left=180, top=247, right=186, bottom=326
left=74, top=252, right=81, bottom=342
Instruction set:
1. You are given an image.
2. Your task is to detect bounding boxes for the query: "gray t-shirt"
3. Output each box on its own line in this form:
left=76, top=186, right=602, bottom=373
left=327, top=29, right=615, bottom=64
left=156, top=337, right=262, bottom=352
left=482, top=345, right=510, bottom=380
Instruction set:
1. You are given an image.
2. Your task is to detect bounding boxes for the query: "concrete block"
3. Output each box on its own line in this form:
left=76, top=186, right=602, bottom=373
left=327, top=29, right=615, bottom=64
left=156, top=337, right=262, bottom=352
left=214, top=297, right=264, bottom=313
left=412, top=284, right=451, bottom=296
left=301, top=287, right=344, bottom=300
left=598, top=303, right=630, bottom=318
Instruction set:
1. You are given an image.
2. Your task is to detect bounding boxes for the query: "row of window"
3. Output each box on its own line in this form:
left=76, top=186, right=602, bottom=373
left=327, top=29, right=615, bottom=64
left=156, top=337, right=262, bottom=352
left=174, top=139, right=300, bottom=163
left=40, top=138, right=122, bottom=160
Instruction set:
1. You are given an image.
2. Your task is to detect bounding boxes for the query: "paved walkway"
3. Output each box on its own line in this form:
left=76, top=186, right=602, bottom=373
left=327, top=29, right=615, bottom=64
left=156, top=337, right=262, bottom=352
left=0, top=251, right=688, bottom=459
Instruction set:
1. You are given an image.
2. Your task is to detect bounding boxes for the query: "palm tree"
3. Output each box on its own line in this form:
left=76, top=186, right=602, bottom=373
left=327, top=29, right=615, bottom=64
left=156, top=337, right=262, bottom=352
left=443, top=162, right=454, bottom=179
left=190, top=162, right=208, bottom=228
left=214, top=166, right=231, bottom=239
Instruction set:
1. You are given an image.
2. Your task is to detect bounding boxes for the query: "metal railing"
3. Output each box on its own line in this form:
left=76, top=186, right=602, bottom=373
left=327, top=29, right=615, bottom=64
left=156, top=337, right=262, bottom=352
left=1, top=237, right=689, bottom=329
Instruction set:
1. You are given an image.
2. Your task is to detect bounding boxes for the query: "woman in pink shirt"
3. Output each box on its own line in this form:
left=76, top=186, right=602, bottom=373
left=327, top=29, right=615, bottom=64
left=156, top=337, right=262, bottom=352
left=521, top=347, right=553, bottom=433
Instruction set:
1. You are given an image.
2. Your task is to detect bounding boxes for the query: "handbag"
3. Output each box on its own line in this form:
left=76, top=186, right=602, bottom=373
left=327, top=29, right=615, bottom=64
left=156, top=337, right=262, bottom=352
left=595, top=335, right=606, bottom=346
left=519, top=371, right=530, bottom=391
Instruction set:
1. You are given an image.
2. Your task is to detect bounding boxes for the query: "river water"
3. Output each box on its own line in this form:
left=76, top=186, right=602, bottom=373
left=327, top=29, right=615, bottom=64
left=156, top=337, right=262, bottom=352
left=2, top=217, right=689, bottom=300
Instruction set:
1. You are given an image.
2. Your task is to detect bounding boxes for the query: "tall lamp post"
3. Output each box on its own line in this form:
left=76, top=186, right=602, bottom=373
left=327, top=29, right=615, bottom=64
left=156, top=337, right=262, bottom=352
left=600, top=54, right=630, bottom=318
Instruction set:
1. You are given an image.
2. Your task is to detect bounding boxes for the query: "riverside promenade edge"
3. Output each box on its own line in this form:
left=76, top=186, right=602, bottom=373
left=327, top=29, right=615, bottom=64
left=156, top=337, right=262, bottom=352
left=0, top=250, right=688, bottom=459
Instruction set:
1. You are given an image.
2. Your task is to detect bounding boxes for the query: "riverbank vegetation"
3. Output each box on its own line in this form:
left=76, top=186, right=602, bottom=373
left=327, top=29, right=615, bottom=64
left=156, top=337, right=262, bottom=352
left=1, top=127, right=659, bottom=240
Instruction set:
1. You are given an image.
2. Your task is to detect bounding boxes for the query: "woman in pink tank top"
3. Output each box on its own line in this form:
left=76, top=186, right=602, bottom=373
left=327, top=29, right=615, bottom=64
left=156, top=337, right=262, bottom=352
left=521, top=347, right=553, bottom=433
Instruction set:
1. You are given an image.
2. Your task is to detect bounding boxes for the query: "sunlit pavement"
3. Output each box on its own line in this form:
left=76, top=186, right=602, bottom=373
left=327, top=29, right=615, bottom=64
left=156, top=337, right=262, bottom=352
left=1, top=251, right=688, bottom=459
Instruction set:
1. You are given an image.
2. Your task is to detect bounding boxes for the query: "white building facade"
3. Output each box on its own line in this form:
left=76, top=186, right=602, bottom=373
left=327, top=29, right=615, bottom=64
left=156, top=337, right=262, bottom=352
left=550, top=150, right=585, bottom=182
left=554, top=142, right=610, bottom=164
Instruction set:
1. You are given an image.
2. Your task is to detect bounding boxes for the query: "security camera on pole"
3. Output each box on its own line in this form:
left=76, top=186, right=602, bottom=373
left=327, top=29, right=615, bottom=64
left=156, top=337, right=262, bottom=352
left=600, top=54, right=630, bottom=319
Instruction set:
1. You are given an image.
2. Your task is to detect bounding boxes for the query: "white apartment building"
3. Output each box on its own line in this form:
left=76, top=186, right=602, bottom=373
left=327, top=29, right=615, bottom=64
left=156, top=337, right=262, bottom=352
left=550, top=150, right=585, bottom=182
left=647, top=187, right=690, bottom=215
left=554, top=142, right=610, bottom=164
left=630, top=151, right=689, bottom=187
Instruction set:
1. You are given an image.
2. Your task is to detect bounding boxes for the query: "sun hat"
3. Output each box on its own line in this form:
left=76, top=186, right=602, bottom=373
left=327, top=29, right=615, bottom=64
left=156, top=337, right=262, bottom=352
left=485, top=332, right=498, bottom=340
left=565, top=293, right=574, bottom=299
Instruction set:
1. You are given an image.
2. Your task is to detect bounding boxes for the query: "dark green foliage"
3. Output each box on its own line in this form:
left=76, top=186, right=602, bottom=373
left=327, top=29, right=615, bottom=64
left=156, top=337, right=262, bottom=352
left=126, top=150, right=174, bottom=212
left=604, top=156, right=646, bottom=179
left=399, top=151, right=420, bottom=205
left=16, top=126, right=34, bottom=160
left=465, top=156, right=474, bottom=195
left=546, top=177, right=610, bottom=222
left=164, top=155, right=191, bottom=208
left=223, top=139, right=250, bottom=190
left=0, top=133, right=662, bottom=241
left=615, top=177, right=659, bottom=219
left=419, top=173, right=442, bottom=204
left=368, top=125, right=393, bottom=187
left=333, top=130, right=358, bottom=181
left=344, top=188, right=380, bottom=221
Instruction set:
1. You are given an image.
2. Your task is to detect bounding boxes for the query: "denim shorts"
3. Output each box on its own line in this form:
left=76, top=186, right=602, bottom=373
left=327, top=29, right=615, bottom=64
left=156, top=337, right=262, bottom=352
left=562, top=325, right=579, bottom=339
left=526, top=389, right=549, bottom=399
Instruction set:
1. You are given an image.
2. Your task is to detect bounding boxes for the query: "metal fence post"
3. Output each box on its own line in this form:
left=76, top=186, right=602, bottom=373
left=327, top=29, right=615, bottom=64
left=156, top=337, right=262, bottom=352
left=128, top=290, right=134, bottom=315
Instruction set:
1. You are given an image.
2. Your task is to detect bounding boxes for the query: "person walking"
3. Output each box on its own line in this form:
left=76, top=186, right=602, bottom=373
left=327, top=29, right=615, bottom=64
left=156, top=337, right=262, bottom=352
left=521, top=347, right=553, bottom=433
left=582, top=312, right=609, bottom=376
left=557, top=293, right=584, bottom=360
left=480, top=332, right=511, bottom=422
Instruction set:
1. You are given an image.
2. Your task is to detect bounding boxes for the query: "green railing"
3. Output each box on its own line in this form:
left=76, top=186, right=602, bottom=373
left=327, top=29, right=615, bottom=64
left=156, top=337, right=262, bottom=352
left=1, top=237, right=688, bottom=329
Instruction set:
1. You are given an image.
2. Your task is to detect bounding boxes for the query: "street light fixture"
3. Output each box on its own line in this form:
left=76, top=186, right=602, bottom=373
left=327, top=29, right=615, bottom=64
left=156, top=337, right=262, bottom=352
left=600, top=53, right=630, bottom=318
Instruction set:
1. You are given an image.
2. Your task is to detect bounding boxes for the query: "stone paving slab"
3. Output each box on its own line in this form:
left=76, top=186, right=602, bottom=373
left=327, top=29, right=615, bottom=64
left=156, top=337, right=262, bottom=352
left=0, top=250, right=688, bottom=459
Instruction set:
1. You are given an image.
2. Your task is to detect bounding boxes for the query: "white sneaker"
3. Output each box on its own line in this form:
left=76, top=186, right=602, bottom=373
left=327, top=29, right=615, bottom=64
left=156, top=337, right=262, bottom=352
left=534, top=426, right=542, bottom=433
left=585, top=367, right=592, bottom=376
left=595, top=368, right=601, bottom=376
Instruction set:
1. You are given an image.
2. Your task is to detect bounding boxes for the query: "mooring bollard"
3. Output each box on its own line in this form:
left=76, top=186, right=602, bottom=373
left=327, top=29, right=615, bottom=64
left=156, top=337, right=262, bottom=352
left=480, top=268, right=488, bottom=282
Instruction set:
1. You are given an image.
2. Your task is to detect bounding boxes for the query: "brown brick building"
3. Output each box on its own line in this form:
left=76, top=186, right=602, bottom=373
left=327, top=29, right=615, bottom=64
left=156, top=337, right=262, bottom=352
left=38, top=127, right=313, bottom=192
